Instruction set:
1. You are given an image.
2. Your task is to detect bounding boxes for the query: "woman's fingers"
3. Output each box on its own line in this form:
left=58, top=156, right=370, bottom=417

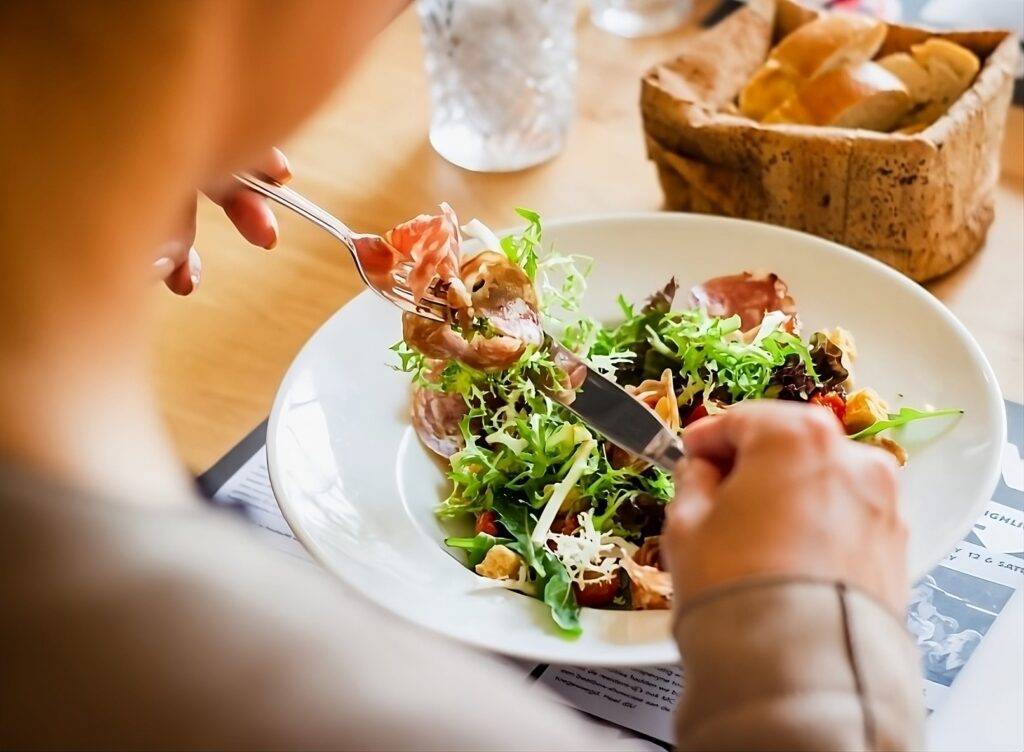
left=667, top=458, right=722, bottom=535
left=216, top=190, right=280, bottom=249
left=154, top=149, right=289, bottom=295
left=156, top=195, right=200, bottom=295
left=663, top=457, right=720, bottom=580
left=253, top=146, right=292, bottom=182
left=206, top=147, right=291, bottom=250
left=163, top=247, right=201, bottom=296
left=683, top=400, right=844, bottom=474
left=681, top=414, right=734, bottom=473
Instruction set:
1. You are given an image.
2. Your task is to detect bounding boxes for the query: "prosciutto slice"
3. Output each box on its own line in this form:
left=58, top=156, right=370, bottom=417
left=621, top=556, right=672, bottom=610
left=359, top=203, right=470, bottom=308
left=410, top=361, right=468, bottom=458
left=689, top=271, right=797, bottom=332
left=403, top=251, right=542, bottom=371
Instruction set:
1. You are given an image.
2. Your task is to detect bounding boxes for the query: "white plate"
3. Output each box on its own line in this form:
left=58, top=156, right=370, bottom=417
left=267, top=213, right=1005, bottom=666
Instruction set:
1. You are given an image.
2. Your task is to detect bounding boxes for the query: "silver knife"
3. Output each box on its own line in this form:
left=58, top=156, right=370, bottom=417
left=547, top=341, right=685, bottom=472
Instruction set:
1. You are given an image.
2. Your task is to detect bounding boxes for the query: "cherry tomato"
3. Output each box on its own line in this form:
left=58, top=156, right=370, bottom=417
left=552, top=513, right=579, bottom=535
left=573, top=575, right=620, bottom=608
left=810, top=391, right=846, bottom=424
left=475, top=510, right=498, bottom=536
left=681, top=401, right=709, bottom=427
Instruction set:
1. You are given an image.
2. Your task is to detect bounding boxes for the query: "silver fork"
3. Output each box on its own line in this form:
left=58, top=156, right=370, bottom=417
left=233, top=172, right=450, bottom=322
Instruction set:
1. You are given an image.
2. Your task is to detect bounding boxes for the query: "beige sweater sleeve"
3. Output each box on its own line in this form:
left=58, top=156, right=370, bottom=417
left=673, top=579, right=924, bottom=752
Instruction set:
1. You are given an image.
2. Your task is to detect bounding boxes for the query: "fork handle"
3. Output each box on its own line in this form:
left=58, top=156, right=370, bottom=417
left=233, top=172, right=371, bottom=284
left=233, top=172, right=449, bottom=323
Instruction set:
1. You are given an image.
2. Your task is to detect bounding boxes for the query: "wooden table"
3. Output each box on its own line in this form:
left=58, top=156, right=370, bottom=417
left=150, top=6, right=1024, bottom=474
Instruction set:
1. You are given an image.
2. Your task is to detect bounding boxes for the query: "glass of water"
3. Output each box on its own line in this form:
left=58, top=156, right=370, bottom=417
left=590, top=0, right=691, bottom=38
left=417, top=0, right=577, bottom=173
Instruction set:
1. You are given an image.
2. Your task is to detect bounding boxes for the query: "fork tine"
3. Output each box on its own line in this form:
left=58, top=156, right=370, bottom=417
left=390, top=286, right=442, bottom=308
left=390, top=271, right=449, bottom=305
left=383, top=290, right=447, bottom=322
left=411, top=290, right=450, bottom=306
left=389, top=286, right=450, bottom=319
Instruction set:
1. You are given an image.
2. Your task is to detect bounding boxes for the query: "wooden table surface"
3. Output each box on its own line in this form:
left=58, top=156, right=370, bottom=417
left=150, top=6, right=1024, bottom=474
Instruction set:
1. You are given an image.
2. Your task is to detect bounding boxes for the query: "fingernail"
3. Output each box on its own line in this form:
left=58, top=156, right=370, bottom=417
left=153, top=256, right=174, bottom=277
left=265, top=212, right=279, bottom=250
left=276, top=148, right=293, bottom=181
left=188, top=247, right=202, bottom=291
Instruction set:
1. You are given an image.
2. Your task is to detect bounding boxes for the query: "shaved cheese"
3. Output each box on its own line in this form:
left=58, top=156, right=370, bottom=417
left=543, top=513, right=642, bottom=587
left=531, top=439, right=596, bottom=544
left=461, top=218, right=503, bottom=253
left=547, top=511, right=630, bottom=586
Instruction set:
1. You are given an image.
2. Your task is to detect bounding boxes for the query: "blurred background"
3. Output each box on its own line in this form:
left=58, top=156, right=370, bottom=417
left=149, top=0, right=1023, bottom=474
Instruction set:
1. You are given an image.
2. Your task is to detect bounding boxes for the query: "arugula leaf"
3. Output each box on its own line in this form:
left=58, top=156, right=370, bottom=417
left=491, top=500, right=581, bottom=636
left=445, top=533, right=512, bottom=568
left=536, top=552, right=582, bottom=637
left=500, top=207, right=542, bottom=281
left=492, top=500, right=546, bottom=578
left=851, top=407, right=964, bottom=440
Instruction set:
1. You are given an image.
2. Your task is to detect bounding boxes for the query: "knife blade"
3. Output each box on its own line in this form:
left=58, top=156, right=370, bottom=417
left=547, top=342, right=685, bottom=472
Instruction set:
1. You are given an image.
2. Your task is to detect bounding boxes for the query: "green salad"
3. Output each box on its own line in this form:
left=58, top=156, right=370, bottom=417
left=387, top=207, right=960, bottom=636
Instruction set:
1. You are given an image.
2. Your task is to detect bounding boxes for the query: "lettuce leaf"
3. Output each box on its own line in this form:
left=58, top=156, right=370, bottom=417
left=500, top=207, right=542, bottom=281
left=445, top=533, right=512, bottom=568
left=493, top=500, right=546, bottom=578
left=851, top=407, right=963, bottom=440
left=536, top=554, right=582, bottom=637
left=492, top=500, right=581, bottom=637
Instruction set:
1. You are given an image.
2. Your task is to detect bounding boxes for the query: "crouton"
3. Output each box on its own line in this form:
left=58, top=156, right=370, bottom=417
left=474, top=544, right=522, bottom=580
left=843, top=387, right=890, bottom=434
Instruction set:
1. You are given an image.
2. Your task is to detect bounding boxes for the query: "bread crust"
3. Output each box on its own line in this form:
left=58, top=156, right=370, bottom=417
left=764, top=61, right=911, bottom=129
left=640, top=0, right=1019, bottom=281
left=770, top=12, right=886, bottom=79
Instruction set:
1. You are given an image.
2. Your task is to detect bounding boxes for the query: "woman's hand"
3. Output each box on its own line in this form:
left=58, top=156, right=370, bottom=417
left=153, top=148, right=291, bottom=295
left=664, top=400, right=907, bottom=616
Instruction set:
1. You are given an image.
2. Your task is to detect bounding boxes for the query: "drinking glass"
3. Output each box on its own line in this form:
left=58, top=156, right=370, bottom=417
left=417, top=0, right=577, bottom=172
left=590, top=0, right=691, bottom=38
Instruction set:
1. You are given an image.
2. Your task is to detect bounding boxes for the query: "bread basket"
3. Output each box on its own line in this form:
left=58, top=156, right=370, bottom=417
left=641, top=0, right=1020, bottom=281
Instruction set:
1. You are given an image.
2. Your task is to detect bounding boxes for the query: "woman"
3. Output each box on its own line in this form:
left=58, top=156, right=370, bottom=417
left=0, top=2, right=922, bottom=749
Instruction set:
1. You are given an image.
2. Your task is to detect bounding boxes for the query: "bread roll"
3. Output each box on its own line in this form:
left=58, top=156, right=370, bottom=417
left=912, top=38, right=980, bottom=87
left=764, top=61, right=912, bottom=131
left=877, top=52, right=932, bottom=104
left=909, top=38, right=980, bottom=123
left=770, top=12, right=887, bottom=79
left=739, top=12, right=887, bottom=120
left=738, top=61, right=801, bottom=120
left=883, top=39, right=980, bottom=129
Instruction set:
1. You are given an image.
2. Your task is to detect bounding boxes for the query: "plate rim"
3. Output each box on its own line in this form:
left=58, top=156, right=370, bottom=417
left=267, top=211, right=1006, bottom=663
